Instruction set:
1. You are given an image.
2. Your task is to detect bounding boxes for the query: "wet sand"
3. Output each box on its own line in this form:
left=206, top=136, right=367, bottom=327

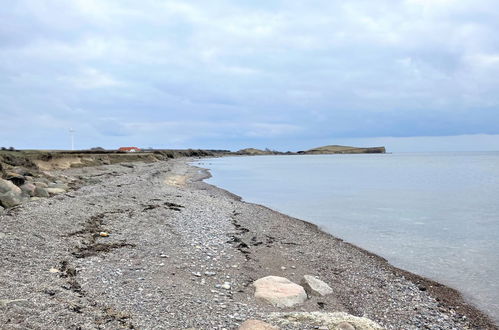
left=0, top=159, right=496, bottom=329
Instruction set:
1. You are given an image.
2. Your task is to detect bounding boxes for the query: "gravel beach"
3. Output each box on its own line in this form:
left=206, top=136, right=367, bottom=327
left=0, top=159, right=496, bottom=329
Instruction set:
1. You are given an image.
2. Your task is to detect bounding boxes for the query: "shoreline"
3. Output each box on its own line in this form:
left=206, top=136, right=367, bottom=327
left=192, top=162, right=497, bottom=329
left=191, top=163, right=494, bottom=324
left=0, top=158, right=496, bottom=329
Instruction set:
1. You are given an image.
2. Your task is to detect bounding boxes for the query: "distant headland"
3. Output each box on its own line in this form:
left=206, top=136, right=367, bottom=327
left=236, top=145, right=386, bottom=155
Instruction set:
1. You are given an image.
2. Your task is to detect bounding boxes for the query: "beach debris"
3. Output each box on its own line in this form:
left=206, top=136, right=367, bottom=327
left=253, top=276, right=307, bottom=307
left=301, top=275, right=334, bottom=297
left=239, top=319, right=279, bottom=330
left=49, top=268, right=60, bottom=273
left=99, top=232, right=109, bottom=237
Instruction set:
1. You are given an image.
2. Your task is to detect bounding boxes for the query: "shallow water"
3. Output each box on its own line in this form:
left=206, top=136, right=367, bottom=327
left=194, top=153, right=499, bottom=323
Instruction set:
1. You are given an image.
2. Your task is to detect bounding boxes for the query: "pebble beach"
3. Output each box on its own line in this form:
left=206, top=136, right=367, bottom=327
left=0, top=159, right=496, bottom=329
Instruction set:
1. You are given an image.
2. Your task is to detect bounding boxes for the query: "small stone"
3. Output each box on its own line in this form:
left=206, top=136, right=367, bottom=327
left=280, top=266, right=286, bottom=270
left=46, top=187, right=66, bottom=195
left=49, top=268, right=60, bottom=273
left=221, top=282, right=231, bottom=290
left=192, top=272, right=202, bottom=277
left=301, top=275, right=333, bottom=297
left=204, top=271, right=216, bottom=276
left=239, top=319, right=279, bottom=330
left=160, top=254, right=169, bottom=258
left=99, top=232, right=109, bottom=237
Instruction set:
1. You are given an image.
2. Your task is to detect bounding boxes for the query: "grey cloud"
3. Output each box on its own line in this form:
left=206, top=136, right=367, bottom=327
left=1, top=0, right=499, bottom=150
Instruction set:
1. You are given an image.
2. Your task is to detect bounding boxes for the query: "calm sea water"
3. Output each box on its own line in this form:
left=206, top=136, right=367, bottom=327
left=194, top=153, right=499, bottom=323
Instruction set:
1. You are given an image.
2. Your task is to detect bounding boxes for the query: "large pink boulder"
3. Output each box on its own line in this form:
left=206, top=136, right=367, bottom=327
left=253, top=276, right=307, bottom=308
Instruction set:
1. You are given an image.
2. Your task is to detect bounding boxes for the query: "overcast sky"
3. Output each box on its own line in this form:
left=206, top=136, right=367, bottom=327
left=1, top=0, right=499, bottom=151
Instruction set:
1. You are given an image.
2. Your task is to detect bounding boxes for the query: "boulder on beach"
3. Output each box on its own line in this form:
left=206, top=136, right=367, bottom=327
left=34, top=187, right=50, bottom=198
left=0, top=179, right=21, bottom=194
left=0, top=191, right=24, bottom=208
left=34, top=182, right=48, bottom=188
left=4, top=172, right=25, bottom=186
left=269, top=311, right=384, bottom=330
left=0, top=179, right=24, bottom=208
left=20, top=183, right=36, bottom=197
left=239, top=319, right=279, bottom=330
left=301, top=275, right=334, bottom=297
left=253, top=276, right=307, bottom=308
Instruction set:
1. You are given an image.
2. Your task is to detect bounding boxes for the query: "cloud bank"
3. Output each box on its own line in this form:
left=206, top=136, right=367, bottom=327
left=1, top=0, right=499, bottom=150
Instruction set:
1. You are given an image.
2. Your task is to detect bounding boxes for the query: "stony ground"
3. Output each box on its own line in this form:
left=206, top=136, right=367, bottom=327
left=0, top=159, right=496, bottom=329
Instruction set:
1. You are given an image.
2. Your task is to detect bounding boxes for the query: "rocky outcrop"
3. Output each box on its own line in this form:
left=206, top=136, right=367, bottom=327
left=253, top=276, right=307, bottom=308
left=239, top=320, right=279, bottom=330
left=269, top=312, right=384, bottom=330
left=301, top=275, right=334, bottom=297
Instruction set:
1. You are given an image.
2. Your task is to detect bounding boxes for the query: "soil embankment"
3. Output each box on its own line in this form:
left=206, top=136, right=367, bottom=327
left=0, top=158, right=496, bottom=329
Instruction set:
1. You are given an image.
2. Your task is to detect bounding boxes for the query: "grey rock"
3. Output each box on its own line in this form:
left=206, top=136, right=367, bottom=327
left=0, top=191, right=23, bottom=208
left=301, top=275, right=334, bottom=297
left=269, top=312, right=383, bottom=330
left=34, top=182, right=48, bottom=188
left=338, top=321, right=356, bottom=330
left=20, top=183, right=36, bottom=197
left=48, top=183, right=68, bottom=190
left=0, top=179, right=21, bottom=194
left=45, top=187, right=66, bottom=195
left=34, top=187, right=50, bottom=198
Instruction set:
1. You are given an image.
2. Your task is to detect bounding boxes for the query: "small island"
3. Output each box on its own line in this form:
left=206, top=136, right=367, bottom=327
left=236, top=145, right=386, bottom=155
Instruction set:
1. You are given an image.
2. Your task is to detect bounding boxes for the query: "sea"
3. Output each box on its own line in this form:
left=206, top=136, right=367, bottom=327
left=193, top=152, right=499, bottom=324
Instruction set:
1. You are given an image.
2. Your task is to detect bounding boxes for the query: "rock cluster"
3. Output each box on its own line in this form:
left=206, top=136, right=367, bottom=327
left=0, top=168, right=74, bottom=211
left=248, top=275, right=382, bottom=329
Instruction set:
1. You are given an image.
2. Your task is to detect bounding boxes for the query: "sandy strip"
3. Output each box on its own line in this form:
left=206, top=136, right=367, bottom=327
left=0, top=159, right=496, bottom=329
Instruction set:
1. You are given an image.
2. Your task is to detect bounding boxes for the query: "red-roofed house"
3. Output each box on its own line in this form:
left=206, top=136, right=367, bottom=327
left=119, top=147, right=141, bottom=152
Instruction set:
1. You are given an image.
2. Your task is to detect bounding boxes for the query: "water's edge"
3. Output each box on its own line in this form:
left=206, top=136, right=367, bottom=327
left=190, top=160, right=498, bottom=327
